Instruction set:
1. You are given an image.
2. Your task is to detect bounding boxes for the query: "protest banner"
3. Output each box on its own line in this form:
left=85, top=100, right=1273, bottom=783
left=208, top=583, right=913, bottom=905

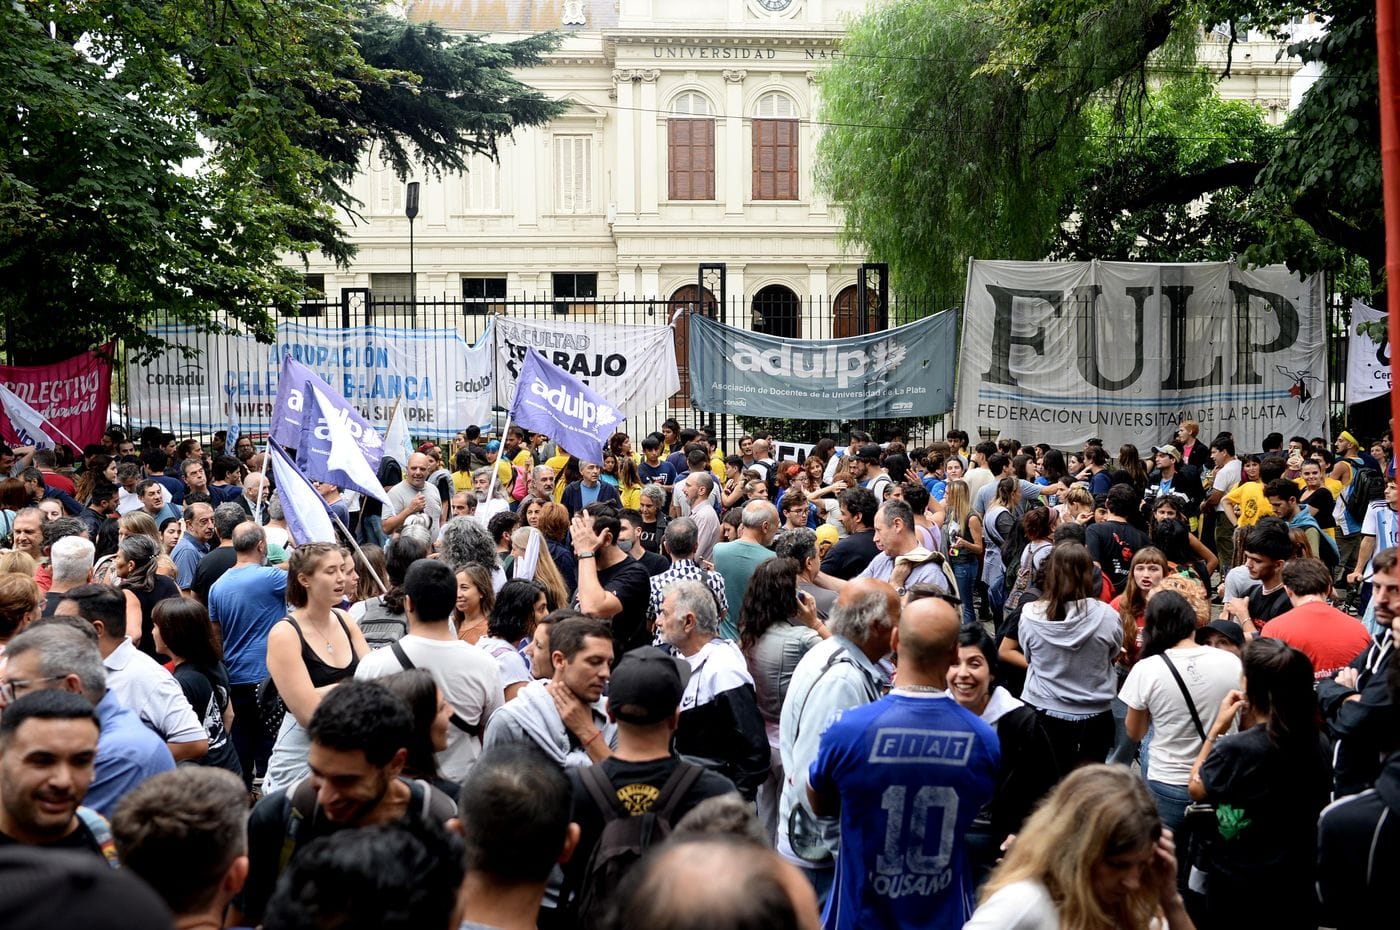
left=955, top=261, right=1327, bottom=451
left=508, top=349, right=619, bottom=465
left=128, top=323, right=493, bottom=434
left=1346, top=301, right=1390, bottom=405
left=0, top=347, right=112, bottom=449
left=492, top=317, right=679, bottom=417
left=686, top=311, right=957, bottom=420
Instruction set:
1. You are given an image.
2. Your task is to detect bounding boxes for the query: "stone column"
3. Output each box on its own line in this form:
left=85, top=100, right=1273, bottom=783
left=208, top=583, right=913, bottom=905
left=723, top=70, right=747, bottom=215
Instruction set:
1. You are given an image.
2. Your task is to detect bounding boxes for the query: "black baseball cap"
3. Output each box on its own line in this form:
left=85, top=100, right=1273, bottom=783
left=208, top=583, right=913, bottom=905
left=607, top=646, right=690, bottom=725
left=1196, top=620, right=1245, bottom=648
left=854, top=443, right=883, bottom=463
left=0, top=848, right=173, bottom=929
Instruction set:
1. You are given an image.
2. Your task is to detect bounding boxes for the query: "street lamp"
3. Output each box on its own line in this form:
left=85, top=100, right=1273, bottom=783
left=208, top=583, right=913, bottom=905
left=405, top=181, right=420, bottom=308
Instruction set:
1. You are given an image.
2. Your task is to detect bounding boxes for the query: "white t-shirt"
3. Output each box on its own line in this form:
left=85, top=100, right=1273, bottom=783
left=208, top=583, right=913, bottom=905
left=103, top=639, right=207, bottom=745
left=963, top=880, right=1060, bottom=930
left=1119, top=645, right=1242, bottom=783
left=1211, top=458, right=1242, bottom=513
left=355, top=634, right=504, bottom=781
left=1360, top=502, right=1400, bottom=578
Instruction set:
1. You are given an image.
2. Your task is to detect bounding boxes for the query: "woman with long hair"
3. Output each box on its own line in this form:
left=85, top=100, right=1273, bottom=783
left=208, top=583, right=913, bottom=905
left=453, top=563, right=495, bottom=645
left=738, top=557, right=828, bottom=840
left=1120, top=591, right=1242, bottom=836
left=1112, top=547, right=1170, bottom=665
left=1189, top=638, right=1331, bottom=927
left=350, top=543, right=386, bottom=606
left=982, top=477, right=1020, bottom=620
left=1150, top=518, right=1211, bottom=596
left=262, top=542, right=369, bottom=794
left=615, top=455, right=643, bottom=510
left=478, top=578, right=543, bottom=701
left=1116, top=444, right=1151, bottom=494
left=379, top=669, right=459, bottom=800
left=507, top=526, right=569, bottom=611
left=151, top=598, right=242, bottom=775
left=1015, top=542, right=1122, bottom=770
left=948, top=626, right=1060, bottom=882
left=534, top=502, right=578, bottom=591
left=115, top=534, right=182, bottom=657
left=117, top=511, right=162, bottom=546
left=965, top=764, right=1191, bottom=930
left=1150, top=496, right=1219, bottom=580
left=74, top=454, right=117, bottom=505
left=944, top=479, right=985, bottom=628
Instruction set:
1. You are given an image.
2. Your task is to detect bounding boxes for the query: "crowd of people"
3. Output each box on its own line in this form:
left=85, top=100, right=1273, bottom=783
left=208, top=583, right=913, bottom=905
left=0, top=417, right=1395, bottom=930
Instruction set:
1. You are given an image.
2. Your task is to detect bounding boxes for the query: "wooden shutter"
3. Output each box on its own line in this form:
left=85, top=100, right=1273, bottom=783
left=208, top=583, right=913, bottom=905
left=669, top=119, right=714, bottom=201
left=753, top=118, right=798, bottom=201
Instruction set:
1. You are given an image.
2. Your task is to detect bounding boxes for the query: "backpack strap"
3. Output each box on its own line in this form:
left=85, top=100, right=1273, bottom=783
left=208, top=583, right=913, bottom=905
left=75, top=807, right=119, bottom=869
left=279, top=777, right=320, bottom=874
left=1159, top=653, right=1208, bottom=743
left=580, top=762, right=626, bottom=821
left=390, top=641, right=483, bottom=737
left=652, top=762, right=705, bottom=822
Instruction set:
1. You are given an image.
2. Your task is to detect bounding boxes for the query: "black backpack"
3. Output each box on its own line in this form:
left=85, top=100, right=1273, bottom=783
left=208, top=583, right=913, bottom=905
left=573, top=761, right=704, bottom=929
left=1345, top=465, right=1386, bottom=525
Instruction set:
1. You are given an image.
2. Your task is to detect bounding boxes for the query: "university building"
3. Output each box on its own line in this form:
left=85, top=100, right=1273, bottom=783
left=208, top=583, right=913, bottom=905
left=301, top=1, right=1309, bottom=348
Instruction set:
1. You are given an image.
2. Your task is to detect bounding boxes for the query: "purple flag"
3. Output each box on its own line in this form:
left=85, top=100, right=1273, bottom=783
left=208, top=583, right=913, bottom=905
left=508, top=349, right=619, bottom=465
left=269, top=357, right=383, bottom=463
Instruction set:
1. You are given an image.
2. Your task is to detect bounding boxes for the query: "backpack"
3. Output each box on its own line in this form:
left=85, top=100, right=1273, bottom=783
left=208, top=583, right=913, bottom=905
left=573, top=761, right=705, bottom=929
left=356, top=597, right=408, bottom=650
left=1345, top=465, right=1386, bottom=525
left=278, top=775, right=456, bottom=875
left=1004, top=542, right=1051, bottom=615
left=509, top=465, right=530, bottom=502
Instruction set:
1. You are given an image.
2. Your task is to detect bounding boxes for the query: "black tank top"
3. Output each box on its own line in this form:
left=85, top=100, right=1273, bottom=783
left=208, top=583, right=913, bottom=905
left=284, top=611, right=359, bottom=687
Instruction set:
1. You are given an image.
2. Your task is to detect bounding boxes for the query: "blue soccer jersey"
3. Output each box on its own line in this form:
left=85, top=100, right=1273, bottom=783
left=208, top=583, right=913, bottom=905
left=809, top=692, right=999, bottom=930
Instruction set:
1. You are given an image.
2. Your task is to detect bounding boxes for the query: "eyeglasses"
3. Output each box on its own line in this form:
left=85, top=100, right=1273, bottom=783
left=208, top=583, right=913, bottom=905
left=0, top=676, right=65, bottom=703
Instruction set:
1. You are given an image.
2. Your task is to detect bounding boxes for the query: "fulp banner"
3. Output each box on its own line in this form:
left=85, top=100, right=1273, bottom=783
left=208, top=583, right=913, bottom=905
left=955, top=261, right=1327, bottom=451
left=686, top=311, right=958, bottom=420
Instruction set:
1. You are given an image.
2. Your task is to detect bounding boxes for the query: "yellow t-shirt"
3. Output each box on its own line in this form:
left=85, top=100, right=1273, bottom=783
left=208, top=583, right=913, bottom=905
left=511, top=449, right=533, bottom=468
left=1224, top=481, right=1272, bottom=526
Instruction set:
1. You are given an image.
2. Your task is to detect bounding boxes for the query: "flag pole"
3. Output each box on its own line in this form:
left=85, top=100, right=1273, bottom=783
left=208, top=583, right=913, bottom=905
left=331, top=514, right=390, bottom=596
left=484, top=409, right=514, bottom=503
left=253, top=437, right=272, bottom=525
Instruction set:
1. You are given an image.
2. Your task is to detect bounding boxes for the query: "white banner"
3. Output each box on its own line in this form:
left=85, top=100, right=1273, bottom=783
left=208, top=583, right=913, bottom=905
left=1346, top=301, right=1390, bottom=406
left=956, top=261, right=1327, bottom=451
left=129, top=323, right=494, bottom=435
left=492, top=317, right=680, bottom=419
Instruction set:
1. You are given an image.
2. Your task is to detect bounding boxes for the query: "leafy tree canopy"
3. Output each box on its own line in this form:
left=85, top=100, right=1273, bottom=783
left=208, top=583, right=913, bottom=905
left=0, top=1, right=564, bottom=361
left=817, top=0, right=1379, bottom=303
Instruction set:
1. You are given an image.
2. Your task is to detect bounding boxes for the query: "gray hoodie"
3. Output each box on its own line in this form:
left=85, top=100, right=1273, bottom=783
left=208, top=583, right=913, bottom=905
left=481, top=679, right=616, bottom=767
left=1018, top=597, right=1122, bottom=716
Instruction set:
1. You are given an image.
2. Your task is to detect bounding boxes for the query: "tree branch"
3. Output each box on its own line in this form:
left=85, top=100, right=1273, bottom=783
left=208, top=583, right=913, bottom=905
left=1122, top=160, right=1265, bottom=209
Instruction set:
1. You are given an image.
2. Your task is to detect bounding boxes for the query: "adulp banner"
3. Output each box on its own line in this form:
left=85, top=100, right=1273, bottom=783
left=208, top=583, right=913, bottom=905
left=687, top=311, right=957, bottom=420
left=955, top=261, right=1327, bottom=450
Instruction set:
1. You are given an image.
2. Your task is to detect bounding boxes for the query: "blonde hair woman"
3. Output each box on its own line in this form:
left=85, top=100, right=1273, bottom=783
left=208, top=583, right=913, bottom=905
left=965, top=764, right=1191, bottom=930
left=507, top=526, right=568, bottom=611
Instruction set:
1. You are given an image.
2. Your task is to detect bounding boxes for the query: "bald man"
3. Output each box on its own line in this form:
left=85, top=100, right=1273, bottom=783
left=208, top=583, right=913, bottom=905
left=382, top=452, right=441, bottom=537
left=776, top=578, right=899, bottom=900
left=611, top=836, right=821, bottom=930
left=807, top=595, right=999, bottom=930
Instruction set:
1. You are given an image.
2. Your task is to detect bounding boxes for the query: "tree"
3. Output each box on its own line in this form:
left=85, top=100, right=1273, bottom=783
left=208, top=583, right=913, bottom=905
left=816, top=0, right=1381, bottom=302
left=0, top=1, right=564, bottom=362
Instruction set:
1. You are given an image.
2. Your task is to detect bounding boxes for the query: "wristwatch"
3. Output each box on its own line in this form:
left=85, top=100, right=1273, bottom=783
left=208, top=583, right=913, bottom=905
left=577, top=551, right=595, bottom=559
left=896, top=586, right=908, bottom=596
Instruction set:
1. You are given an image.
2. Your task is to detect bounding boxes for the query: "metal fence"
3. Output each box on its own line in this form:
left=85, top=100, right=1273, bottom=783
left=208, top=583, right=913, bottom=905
left=116, top=289, right=958, bottom=449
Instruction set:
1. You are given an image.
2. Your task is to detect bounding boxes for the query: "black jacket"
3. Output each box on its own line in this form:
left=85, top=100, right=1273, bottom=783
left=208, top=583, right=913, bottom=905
left=1318, top=630, right=1395, bottom=796
left=1317, top=751, right=1400, bottom=930
left=675, top=683, right=770, bottom=802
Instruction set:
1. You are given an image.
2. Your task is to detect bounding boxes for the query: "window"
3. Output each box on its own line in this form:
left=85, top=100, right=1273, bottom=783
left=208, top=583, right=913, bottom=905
left=375, top=173, right=405, bottom=215
left=463, top=277, right=507, bottom=300
left=370, top=273, right=413, bottom=302
left=752, top=285, right=801, bottom=338
left=669, top=93, right=715, bottom=201
left=303, top=274, right=326, bottom=300
left=462, top=154, right=502, bottom=213
left=668, top=285, right=717, bottom=408
left=753, top=93, right=798, bottom=201
left=552, top=272, right=597, bottom=314
left=553, top=135, right=593, bottom=214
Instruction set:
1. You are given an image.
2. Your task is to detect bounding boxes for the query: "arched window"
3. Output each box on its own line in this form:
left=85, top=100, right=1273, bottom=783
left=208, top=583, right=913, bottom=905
left=668, top=93, right=715, bottom=200
left=752, top=285, right=801, bottom=338
left=752, top=92, right=798, bottom=201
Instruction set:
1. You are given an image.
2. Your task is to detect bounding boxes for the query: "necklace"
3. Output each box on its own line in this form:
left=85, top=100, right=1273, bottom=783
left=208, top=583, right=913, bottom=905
left=298, top=612, right=336, bottom=656
left=896, top=683, right=945, bottom=693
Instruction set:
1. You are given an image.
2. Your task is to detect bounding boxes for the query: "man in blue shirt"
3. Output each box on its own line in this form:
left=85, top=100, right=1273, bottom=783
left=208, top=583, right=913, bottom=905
left=1, top=624, right=175, bottom=819
left=807, top=595, right=999, bottom=930
left=169, top=501, right=215, bottom=592
left=208, top=522, right=289, bottom=787
left=560, top=460, right=620, bottom=516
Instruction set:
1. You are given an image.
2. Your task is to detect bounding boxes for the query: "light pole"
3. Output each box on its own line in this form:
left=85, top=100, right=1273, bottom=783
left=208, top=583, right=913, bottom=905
left=405, top=181, right=420, bottom=309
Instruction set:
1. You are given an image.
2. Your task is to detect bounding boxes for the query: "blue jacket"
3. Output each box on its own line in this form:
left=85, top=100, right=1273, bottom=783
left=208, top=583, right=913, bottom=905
left=559, top=480, right=621, bottom=516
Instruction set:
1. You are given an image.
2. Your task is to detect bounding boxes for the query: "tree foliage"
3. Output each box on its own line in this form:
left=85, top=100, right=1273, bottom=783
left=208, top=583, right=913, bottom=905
left=0, top=1, right=564, bottom=362
left=817, top=0, right=1380, bottom=302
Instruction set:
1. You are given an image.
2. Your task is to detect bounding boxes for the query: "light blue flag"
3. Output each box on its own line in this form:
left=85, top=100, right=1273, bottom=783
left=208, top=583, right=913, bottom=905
left=508, top=348, right=619, bottom=466
left=267, top=443, right=337, bottom=545
left=296, top=382, right=391, bottom=505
